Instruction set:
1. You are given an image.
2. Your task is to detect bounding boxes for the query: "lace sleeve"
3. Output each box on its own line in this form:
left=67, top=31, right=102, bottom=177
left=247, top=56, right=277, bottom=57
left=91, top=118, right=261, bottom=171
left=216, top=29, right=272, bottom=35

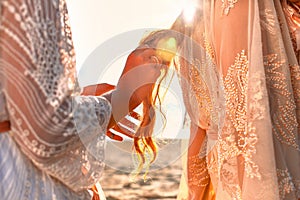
left=0, top=0, right=110, bottom=192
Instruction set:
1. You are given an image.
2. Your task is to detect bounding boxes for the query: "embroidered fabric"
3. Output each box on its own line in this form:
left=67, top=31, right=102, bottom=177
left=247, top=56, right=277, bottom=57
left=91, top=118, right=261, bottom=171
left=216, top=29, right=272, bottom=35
left=175, top=0, right=300, bottom=199
left=0, top=0, right=111, bottom=199
left=221, top=0, right=238, bottom=15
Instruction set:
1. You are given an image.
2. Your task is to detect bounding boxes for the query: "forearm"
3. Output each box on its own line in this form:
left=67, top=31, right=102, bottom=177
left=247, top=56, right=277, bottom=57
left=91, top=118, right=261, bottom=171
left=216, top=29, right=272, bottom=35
left=101, top=88, right=138, bottom=130
left=188, top=123, right=210, bottom=199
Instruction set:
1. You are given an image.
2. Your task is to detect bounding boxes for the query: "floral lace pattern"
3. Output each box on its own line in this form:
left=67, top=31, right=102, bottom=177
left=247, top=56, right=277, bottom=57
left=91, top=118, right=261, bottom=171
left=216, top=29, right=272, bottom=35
left=176, top=36, right=220, bottom=133
left=264, top=54, right=300, bottom=150
left=223, top=50, right=248, bottom=135
left=211, top=50, right=261, bottom=199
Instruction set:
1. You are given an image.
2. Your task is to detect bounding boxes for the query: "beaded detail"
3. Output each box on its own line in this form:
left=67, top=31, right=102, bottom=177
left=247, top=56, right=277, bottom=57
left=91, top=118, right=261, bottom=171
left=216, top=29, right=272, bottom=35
left=277, top=168, right=296, bottom=199
left=188, top=154, right=210, bottom=187
left=217, top=50, right=261, bottom=199
left=221, top=0, right=238, bottom=15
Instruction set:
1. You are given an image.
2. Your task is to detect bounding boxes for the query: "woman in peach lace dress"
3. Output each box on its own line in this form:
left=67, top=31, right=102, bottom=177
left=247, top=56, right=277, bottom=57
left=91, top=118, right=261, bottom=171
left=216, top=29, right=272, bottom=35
left=122, top=0, right=300, bottom=199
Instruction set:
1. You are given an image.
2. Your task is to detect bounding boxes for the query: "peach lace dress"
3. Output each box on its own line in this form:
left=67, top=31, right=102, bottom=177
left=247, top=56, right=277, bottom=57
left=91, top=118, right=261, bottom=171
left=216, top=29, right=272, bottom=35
left=174, top=0, right=300, bottom=199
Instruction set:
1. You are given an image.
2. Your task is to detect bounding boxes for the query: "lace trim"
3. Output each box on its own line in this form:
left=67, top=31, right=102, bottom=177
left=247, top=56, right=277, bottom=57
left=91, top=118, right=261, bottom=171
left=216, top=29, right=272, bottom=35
left=246, top=75, right=265, bottom=179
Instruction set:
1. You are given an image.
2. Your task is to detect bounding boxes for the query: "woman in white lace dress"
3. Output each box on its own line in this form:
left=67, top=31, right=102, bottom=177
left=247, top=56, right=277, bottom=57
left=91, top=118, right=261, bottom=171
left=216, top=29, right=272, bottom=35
left=0, top=0, right=161, bottom=199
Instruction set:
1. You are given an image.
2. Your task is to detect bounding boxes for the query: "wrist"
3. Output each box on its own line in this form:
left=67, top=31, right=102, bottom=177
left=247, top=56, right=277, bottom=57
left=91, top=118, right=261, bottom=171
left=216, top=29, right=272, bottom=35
left=109, top=88, right=131, bottom=123
left=102, top=90, right=113, bottom=103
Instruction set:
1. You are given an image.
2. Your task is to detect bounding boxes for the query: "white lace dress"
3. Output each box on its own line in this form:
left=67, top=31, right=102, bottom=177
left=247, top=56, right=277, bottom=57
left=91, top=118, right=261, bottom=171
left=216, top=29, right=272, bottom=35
left=0, top=0, right=111, bottom=199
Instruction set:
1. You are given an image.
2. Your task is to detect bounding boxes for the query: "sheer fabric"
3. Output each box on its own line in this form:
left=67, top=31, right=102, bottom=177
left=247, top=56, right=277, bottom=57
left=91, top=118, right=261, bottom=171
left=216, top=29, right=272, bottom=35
left=0, top=0, right=111, bottom=199
left=174, top=0, right=300, bottom=199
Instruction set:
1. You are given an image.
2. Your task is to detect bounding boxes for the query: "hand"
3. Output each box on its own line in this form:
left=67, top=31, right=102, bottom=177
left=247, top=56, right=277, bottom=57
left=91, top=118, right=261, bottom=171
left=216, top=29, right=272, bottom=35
left=81, top=83, right=140, bottom=141
left=116, top=46, right=163, bottom=109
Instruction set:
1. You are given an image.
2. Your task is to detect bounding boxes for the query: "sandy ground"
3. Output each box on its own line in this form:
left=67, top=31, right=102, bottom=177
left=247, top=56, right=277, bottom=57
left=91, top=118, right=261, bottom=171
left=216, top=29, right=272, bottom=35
left=99, top=139, right=187, bottom=200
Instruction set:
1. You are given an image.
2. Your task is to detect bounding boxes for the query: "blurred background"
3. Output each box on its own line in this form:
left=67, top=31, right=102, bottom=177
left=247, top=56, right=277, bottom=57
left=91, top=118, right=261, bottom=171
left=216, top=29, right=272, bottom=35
left=66, top=0, right=185, bottom=69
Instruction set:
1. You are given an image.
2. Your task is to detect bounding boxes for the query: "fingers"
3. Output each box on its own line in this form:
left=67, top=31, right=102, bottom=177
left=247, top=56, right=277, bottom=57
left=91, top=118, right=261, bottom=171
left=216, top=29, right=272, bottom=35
left=106, top=130, right=123, bottom=141
left=95, top=83, right=115, bottom=95
left=82, top=83, right=115, bottom=96
left=129, top=111, right=141, bottom=121
left=110, top=123, right=135, bottom=139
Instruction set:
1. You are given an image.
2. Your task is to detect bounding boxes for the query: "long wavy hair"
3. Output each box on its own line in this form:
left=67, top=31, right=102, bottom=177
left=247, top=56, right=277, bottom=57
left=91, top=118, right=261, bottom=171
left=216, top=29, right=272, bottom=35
left=109, top=12, right=189, bottom=177
left=127, top=26, right=187, bottom=177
